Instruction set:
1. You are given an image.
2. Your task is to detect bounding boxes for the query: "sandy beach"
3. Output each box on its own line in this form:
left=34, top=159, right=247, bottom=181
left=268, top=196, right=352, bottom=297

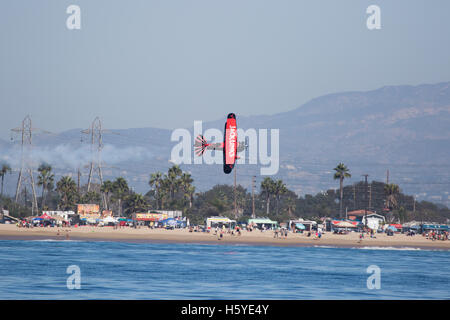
left=0, top=224, right=449, bottom=250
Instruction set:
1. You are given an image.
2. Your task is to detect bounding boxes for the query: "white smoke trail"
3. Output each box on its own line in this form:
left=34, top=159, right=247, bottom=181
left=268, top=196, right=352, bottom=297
left=0, top=144, right=154, bottom=170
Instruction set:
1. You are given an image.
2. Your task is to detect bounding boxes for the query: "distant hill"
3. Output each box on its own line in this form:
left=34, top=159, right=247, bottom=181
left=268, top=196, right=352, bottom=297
left=1, top=82, right=449, bottom=207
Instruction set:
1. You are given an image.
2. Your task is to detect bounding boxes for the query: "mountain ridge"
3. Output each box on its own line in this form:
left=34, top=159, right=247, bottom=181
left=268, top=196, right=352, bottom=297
left=1, top=81, right=449, bottom=207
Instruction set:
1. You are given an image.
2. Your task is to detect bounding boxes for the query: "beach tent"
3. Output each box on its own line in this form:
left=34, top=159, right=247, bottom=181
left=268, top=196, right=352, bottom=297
left=248, top=218, right=278, bottom=230
left=86, top=218, right=98, bottom=224
left=335, top=221, right=356, bottom=228
left=40, top=213, right=53, bottom=220
left=103, top=216, right=117, bottom=224
left=366, top=219, right=379, bottom=230
left=422, top=224, right=449, bottom=231
left=177, top=220, right=187, bottom=228
left=295, top=223, right=306, bottom=230
left=163, top=218, right=177, bottom=226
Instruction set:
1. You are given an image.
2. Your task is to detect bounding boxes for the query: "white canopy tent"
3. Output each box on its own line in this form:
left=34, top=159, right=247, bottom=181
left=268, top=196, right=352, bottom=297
left=103, top=216, right=117, bottom=224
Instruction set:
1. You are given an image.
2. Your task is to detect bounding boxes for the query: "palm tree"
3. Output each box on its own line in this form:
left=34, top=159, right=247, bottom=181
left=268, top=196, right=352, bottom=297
left=180, top=173, right=195, bottom=208
left=333, top=163, right=351, bottom=219
left=384, top=183, right=400, bottom=211
left=273, top=179, right=287, bottom=215
left=37, top=163, right=54, bottom=209
left=100, top=180, right=114, bottom=210
left=261, top=177, right=275, bottom=215
left=56, top=176, right=78, bottom=210
left=112, top=177, right=129, bottom=217
left=149, top=172, right=163, bottom=209
left=185, top=186, right=195, bottom=209
left=125, top=193, right=148, bottom=216
left=285, top=196, right=296, bottom=216
left=0, top=163, right=12, bottom=197
left=167, top=165, right=182, bottom=200
left=82, top=191, right=101, bottom=204
left=384, top=183, right=400, bottom=223
left=158, top=185, right=169, bottom=210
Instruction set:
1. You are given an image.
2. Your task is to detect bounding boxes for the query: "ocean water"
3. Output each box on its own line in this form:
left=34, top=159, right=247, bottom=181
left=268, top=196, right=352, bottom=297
left=0, top=239, right=449, bottom=299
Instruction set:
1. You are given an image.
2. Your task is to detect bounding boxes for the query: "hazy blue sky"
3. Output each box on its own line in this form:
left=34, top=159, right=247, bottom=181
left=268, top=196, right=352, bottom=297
left=1, top=0, right=449, bottom=138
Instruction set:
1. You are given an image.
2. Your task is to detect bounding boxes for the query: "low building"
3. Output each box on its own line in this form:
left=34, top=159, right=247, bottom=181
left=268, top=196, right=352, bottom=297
left=132, top=212, right=169, bottom=224
left=0, top=209, right=19, bottom=224
left=77, top=204, right=101, bottom=223
left=42, top=211, right=76, bottom=221
left=362, top=213, right=385, bottom=230
left=150, top=210, right=183, bottom=218
left=347, top=210, right=377, bottom=221
left=328, top=219, right=359, bottom=231
left=132, top=211, right=184, bottom=226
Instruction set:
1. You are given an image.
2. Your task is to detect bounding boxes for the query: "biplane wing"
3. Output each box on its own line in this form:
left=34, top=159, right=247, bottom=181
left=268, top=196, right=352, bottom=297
left=194, top=113, right=244, bottom=174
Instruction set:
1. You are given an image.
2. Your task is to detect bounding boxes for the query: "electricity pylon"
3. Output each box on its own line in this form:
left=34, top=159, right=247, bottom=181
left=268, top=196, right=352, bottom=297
left=82, top=117, right=105, bottom=192
left=11, top=115, right=50, bottom=214
left=81, top=117, right=119, bottom=209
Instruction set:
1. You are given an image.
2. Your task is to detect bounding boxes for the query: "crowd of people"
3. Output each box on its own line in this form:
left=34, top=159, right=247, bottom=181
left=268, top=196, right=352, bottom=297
left=425, top=230, right=449, bottom=241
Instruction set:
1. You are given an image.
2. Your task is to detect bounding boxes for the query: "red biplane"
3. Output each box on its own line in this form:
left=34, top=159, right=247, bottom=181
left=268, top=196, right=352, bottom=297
left=195, top=113, right=245, bottom=174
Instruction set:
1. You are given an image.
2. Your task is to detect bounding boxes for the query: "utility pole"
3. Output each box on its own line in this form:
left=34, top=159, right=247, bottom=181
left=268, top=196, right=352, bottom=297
left=368, top=184, right=372, bottom=210
left=413, top=195, right=416, bottom=212
left=353, top=184, right=356, bottom=210
left=11, top=116, right=50, bottom=214
left=362, top=174, right=369, bottom=229
left=386, top=169, right=389, bottom=184
left=252, top=176, right=256, bottom=218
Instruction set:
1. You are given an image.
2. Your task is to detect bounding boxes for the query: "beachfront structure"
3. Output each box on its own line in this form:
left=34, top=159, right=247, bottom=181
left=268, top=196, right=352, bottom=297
left=77, top=204, right=101, bottom=223
left=42, top=211, right=76, bottom=221
left=151, top=210, right=183, bottom=218
left=132, top=212, right=168, bottom=225
left=347, top=210, right=376, bottom=221
left=326, top=219, right=358, bottom=232
left=0, top=209, right=19, bottom=224
left=206, top=216, right=236, bottom=230
left=288, top=219, right=316, bottom=232
left=248, top=218, right=278, bottom=230
left=361, top=214, right=385, bottom=230
left=131, top=210, right=183, bottom=226
left=421, top=224, right=449, bottom=232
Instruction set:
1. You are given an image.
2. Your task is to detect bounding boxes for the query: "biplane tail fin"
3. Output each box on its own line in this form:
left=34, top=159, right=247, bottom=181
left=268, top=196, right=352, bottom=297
left=194, top=135, right=208, bottom=156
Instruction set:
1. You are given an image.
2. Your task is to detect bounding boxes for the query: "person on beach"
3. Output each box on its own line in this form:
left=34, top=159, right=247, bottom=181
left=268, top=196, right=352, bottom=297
left=358, top=233, right=363, bottom=243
